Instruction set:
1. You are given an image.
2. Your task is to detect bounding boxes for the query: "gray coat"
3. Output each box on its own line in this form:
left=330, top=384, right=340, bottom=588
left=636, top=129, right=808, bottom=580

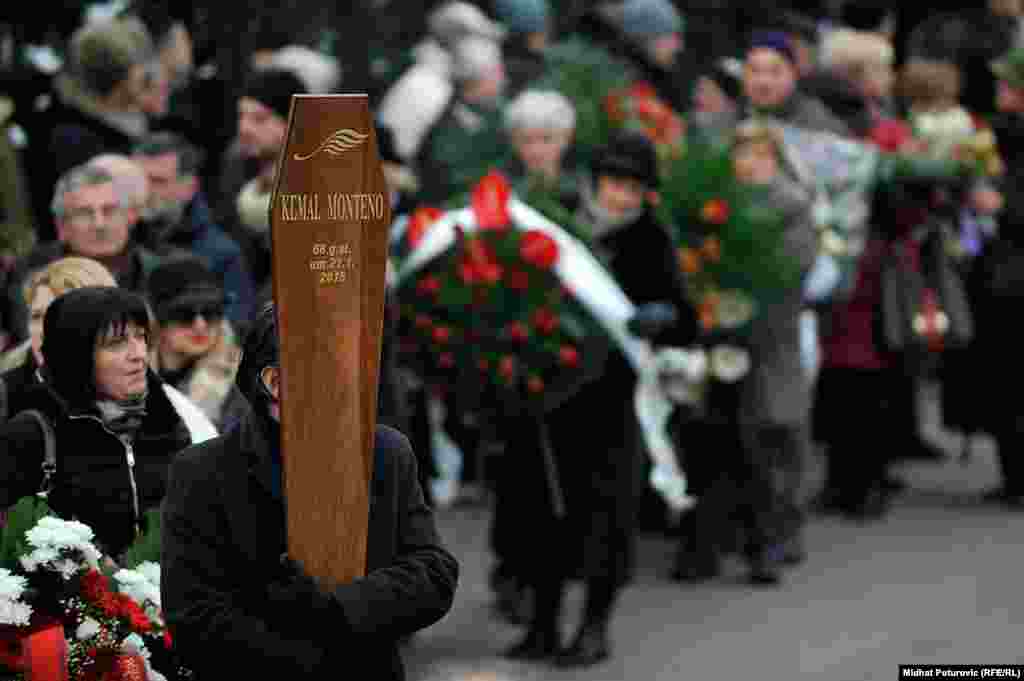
left=740, top=174, right=819, bottom=427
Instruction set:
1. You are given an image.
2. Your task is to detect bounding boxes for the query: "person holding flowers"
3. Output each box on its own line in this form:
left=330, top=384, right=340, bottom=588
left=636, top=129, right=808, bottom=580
left=672, top=122, right=818, bottom=586
left=0, top=286, right=195, bottom=561
left=499, top=130, right=697, bottom=668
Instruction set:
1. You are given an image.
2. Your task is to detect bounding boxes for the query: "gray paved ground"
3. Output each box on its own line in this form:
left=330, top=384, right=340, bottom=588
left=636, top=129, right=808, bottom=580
left=402, top=385, right=1024, bottom=681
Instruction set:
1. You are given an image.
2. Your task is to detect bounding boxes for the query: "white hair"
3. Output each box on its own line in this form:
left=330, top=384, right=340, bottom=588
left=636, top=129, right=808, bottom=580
left=267, top=45, right=342, bottom=94
left=819, top=29, right=893, bottom=70
left=87, top=154, right=150, bottom=209
left=428, top=1, right=507, bottom=46
left=51, top=164, right=127, bottom=218
left=504, top=89, right=576, bottom=131
left=449, top=35, right=503, bottom=82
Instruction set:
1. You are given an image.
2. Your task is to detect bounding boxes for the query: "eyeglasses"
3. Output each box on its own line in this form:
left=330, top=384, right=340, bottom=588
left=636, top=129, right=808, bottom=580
left=165, top=302, right=225, bottom=326
left=64, top=205, right=128, bottom=228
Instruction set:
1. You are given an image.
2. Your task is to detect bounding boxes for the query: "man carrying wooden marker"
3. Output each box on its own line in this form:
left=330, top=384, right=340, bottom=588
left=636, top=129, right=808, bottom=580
left=161, top=302, right=459, bottom=680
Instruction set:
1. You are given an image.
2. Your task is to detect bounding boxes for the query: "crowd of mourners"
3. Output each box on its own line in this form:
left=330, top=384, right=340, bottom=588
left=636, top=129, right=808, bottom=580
left=2, top=0, right=1024, bottom=674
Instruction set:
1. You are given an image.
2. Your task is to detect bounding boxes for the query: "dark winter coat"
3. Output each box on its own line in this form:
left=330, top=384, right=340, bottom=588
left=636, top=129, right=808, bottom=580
left=0, top=370, right=191, bottom=557
left=161, top=410, right=458, bottom=681
left=494, top=206, right=697, bottom=585
left=24, top=74, right=148, bottom=242
left=141, top=192, right=257, bottom=331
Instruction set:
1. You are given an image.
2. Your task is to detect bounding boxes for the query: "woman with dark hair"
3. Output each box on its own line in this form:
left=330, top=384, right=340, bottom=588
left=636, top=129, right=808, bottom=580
left=0, top=286, right=194, bottom=559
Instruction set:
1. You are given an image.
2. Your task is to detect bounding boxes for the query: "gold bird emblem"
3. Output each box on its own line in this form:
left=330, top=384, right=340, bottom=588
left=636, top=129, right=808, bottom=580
left=293, top=129, right=369, bottom=160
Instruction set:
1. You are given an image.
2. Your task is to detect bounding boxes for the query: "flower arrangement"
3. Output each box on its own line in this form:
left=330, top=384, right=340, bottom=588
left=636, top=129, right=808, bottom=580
left=395, top=172, right=607, bottom=413
left=0, top=497, right=185, bottom=681
left=603, top=81, right=685, bottom=165
left=909, top=109, right=1004, bottom=178
left=658, top=139, right=800, bottom=336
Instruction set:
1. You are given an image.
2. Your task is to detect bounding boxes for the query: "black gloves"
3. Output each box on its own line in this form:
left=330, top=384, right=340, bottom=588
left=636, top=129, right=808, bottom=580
left=265, top=553, right=352, bottom=633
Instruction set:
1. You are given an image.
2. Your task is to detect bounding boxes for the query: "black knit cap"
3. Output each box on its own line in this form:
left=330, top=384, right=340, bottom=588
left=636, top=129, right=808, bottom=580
left=592, top=129, right=660, bottom=190
left=41, top=286, right=153, bottom=409
left=146, top=257, right=225, bottom=321
left=241, top=67, right=308, bottom=120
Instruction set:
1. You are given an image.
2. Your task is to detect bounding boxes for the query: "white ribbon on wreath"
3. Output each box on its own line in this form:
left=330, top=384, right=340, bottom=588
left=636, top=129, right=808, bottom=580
left=393, top=198, right=695, bottom=513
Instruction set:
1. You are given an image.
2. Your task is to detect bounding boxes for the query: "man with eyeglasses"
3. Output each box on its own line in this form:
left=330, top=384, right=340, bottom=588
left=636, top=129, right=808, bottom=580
left=1, top=163, right=169, bottom=347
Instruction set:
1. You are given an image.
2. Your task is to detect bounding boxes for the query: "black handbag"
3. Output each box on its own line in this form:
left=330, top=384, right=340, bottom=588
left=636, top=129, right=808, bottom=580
left=877, top=227, right=974, bottom=363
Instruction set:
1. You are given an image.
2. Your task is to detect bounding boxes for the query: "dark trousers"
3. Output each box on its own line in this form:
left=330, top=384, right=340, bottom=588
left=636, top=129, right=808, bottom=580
left=816, top=368, right=899, bottom=508
left=679, top=420, right=805, bottom=565
left=994, top=426, right=1024, bottom=496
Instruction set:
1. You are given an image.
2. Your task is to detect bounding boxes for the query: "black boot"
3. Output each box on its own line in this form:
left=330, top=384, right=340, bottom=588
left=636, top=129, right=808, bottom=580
left=503, top=625, right=561, bottom=661
left=502, top=577, right=562, bottom=661
left=554, top=619, right=610, bottom=668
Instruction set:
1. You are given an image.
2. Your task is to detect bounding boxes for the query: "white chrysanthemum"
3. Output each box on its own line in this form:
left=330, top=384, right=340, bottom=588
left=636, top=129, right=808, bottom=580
left=76, top=617, right=102, bottom=641
left=135, top=562, right=160, bottom=586
left=0, top=569, right=27, bottom=600
left=0, top=598, right=33, bottom=626
left=710, top=345, right=751, bottom=383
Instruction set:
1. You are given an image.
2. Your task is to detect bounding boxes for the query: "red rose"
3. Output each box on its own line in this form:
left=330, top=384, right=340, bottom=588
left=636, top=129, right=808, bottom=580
left=507, top=322, right=529, bottom=343
left=526, top=375, right=545, bottom=393
left=432, top=325, right=452, bottom=344
left=438, top=353, right=456, bottom=369
left=869, top=118, right=912, bottom=153
left=508, top=269, right=530, bottom=291
left=701, top=198, right=730, bottom=225
left=520, top=230, right=559, bottom=269
left=476, top=262, right=503, bottom=286
left=416, top=275, right=441, bottom=297
left=531, top=308, right=558, bottom=335
left=81, top=570, right=110, bottom=603
left=458, top=262, right=478, bottom=284
left=559, top=345, right=580, bottom=368
left=471, top=171, right=512, bottom=229
left=406, top=206, right=443, bottom=249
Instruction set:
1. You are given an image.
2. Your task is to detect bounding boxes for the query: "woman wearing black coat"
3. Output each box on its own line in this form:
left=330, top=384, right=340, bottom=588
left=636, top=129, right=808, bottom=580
left=161, top=302, right=458, bottom=681
left=500, top=131, right=697, bottom=667
left=0, top=287, right=194, bottom=558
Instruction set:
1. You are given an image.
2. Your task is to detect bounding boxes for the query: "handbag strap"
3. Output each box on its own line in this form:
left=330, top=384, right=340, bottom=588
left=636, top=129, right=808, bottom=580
left=13, top=409, right=57, bottom=496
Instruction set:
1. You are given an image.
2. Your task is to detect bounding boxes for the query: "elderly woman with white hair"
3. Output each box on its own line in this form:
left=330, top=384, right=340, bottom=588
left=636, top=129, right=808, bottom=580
left=504, top=89, right=578, bottom=193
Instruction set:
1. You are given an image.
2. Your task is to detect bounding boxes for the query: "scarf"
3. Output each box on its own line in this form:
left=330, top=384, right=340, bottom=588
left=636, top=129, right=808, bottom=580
left=95, top=391, right=149, bottom=437
left=575, top=174, right=644, bottom=241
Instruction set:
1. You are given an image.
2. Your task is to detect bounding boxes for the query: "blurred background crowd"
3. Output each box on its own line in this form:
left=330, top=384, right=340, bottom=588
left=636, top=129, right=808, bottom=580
left=2, top=0, right=1024, bottom=672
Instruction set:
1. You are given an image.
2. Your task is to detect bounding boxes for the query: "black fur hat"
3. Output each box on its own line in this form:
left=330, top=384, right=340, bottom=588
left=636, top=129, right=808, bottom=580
left=592, top=129, right=659, bottom=189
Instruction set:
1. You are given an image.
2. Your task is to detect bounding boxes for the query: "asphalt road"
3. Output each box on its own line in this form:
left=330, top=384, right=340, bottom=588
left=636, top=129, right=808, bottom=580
left=402, top=384, right=1024, bottom=681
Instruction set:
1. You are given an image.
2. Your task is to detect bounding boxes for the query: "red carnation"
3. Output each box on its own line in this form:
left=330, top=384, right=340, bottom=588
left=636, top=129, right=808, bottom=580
left=406, top=206, right=443, bottom=249
left=163, top=630, right=173, bottom=650
left=416, top=275, right=441, bottom=297
left=458, top=262, right=478, bottom=284
left=559, top=345, right=580, bottom=368
left=432, top=325, right=452, bottom=344
left=81, top=570, right=110, bottom=603
left=520, top=230, right=559, bottom=269
left=471, top=171, right=512, bottom=230
left=869, top=118, right=913, bottom=153
left=507, top=322, right=530, bottom=343
left=476, top=262, right=503, bottom=286
left=531, top=308, right=558, bottom=335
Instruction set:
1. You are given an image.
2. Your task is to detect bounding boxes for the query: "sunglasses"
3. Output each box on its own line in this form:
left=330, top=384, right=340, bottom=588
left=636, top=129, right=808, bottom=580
left=165, top=302, right=225, bottom=326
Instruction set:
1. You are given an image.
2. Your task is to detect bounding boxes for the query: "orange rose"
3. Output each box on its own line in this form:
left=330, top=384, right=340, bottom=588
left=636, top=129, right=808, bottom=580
left=678, top=247, right=701, bottom=275
left=701, top=237, right=722, bottom=263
